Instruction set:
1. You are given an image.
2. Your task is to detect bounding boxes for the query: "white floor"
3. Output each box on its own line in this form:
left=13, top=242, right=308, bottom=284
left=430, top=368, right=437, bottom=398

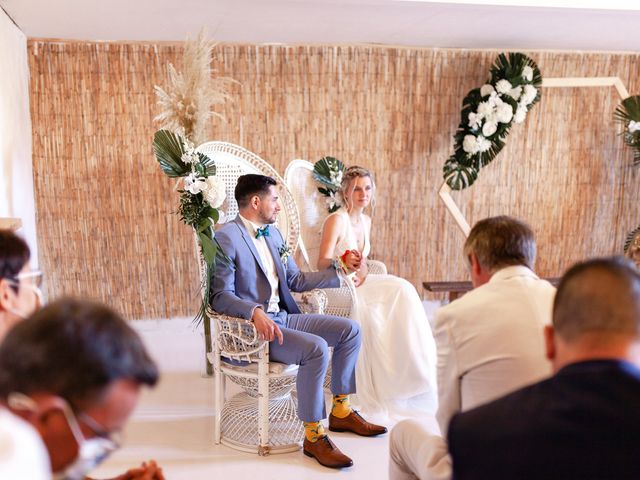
left=92, top=301, right=442, bottom=480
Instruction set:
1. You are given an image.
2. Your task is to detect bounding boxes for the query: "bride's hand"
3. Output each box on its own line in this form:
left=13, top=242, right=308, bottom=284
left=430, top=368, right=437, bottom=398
left=344, top=250, right=362, bottom=272
left=353, top=269, right=366, bottom=287
left=353, top=258, right=368, bottom=287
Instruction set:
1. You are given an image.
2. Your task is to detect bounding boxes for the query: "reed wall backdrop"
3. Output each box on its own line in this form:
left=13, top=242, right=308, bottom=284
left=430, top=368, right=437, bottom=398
left=28, top=41, right=640, bottom=319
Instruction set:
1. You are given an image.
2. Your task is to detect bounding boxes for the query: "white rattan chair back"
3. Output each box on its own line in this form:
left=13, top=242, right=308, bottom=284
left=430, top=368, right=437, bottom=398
left=197, top=142, right=299, bottom=250
left=283, top=159, right=328, bottom=271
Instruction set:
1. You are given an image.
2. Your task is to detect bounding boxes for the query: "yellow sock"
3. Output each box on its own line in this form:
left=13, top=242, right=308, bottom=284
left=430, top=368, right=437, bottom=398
left=304, top=421, right=326, bottom=442
left=331, top=394, right=352, bottom=418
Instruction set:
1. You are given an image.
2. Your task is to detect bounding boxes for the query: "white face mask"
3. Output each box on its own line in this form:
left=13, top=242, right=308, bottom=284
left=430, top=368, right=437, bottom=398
left=51, top=437, right=116, bottom=480
left=8, top=392, right=119, bottom=480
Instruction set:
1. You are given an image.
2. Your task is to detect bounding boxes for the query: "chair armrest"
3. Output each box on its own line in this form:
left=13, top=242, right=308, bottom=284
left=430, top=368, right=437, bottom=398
left=367, top=259, right=387, bottom=275
left=293, top=289, right=328, bottom=314
left=206, top=308, right=267, bottom=362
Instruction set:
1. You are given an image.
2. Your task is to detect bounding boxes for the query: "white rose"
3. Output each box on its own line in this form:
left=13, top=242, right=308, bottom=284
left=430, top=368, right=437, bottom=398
left=495, top=79, right=513, bottom=95
left=480, top=84, right=495, bottom=97
left=478, top=136, right=492, bottom=152
left=507, top=86, right=522, bottom=101
left=468, top=112, right=482, bottom=129
left=496, top=103, right=514, bottom=124
left=184, top=173, right=207, bottom=195
left=484, top=111, right=497, bottom=125
left=522, top=66, right=534, bottom=82
left=181, top=152, right=197, bottom=164
left=628, top=120, right=640, bottom=133
left=482, top=121, right=498, bottom=137
left=521, top=84, right=537, bottom=105
left=513, top=105, right=527, bottom=123
left=202, top=176, right=227, bottom=208
left=477, top=101, right=493, bottom=117
left=463, top=134, right=479, bottom=154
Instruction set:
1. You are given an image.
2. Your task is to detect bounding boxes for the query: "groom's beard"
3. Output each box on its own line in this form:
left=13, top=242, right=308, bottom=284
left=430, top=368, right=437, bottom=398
left=258, top=210, right=279, bottom=225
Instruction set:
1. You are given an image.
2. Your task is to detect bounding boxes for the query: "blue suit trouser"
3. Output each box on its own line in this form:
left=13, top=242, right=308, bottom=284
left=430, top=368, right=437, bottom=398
left=268, top=311, right=361, bottom=422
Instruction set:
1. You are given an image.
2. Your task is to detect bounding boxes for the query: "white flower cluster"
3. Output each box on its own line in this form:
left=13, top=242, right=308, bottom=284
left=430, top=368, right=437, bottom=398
left=184, top=173, right=227, bottom=208
left=462, top=66, right=538, bottom=155
left=326, top=190, right=341, bottom=211
left=629, top=120, right=640, bottom=133
left=180, top=135, right=226, bottom=209
left=329, top=166, right=343, bottom=188
left=180, top=139, right=199, bottom=164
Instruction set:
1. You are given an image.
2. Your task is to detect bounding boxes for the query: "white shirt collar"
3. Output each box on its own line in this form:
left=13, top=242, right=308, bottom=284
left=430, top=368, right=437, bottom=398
left=489, top=265, right=539, bottom=283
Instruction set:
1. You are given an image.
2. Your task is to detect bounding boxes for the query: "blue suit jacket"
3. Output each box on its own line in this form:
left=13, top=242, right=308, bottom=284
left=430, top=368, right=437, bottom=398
left=210, top=216, right=340, bottom=319
left=448, top=359, right=640, bottom=479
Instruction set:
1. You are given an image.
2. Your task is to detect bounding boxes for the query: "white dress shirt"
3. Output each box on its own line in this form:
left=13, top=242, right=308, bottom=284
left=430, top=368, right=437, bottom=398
left=238, top=215, right=281, bottom=313
left=0, top=408, right=51, bottom=480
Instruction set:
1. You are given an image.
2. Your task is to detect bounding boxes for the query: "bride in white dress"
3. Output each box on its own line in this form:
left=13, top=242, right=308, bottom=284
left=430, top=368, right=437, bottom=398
left=317, top=166, right=438, bottom=416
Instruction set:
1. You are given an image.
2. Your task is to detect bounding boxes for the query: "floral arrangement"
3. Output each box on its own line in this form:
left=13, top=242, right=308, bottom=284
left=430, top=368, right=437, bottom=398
left=313, top=156, right=345, bottom=212
left=153, top=30, right=235, bottom=331
left=615, top=95, right=640, bottom=257
left=443, top=53, right=543, bottom=190
left=614, top=95, right=640, bottom=165
left=153, top=130, right=228, bottom=322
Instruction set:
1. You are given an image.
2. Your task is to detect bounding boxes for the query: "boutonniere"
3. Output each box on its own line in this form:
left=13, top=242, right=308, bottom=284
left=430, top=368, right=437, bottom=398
left=278, top=244, right=292, bottom=265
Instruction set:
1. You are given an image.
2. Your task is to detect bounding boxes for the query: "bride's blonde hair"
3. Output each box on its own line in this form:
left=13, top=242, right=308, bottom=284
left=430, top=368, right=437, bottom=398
left=340, top=165, right=376, bottom=213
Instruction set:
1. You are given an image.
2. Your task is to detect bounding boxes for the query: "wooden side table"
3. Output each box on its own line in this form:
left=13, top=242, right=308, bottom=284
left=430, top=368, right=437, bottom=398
left=423, top=277, right=562, bottom=303
left=0, top=218, right=22, bottom=230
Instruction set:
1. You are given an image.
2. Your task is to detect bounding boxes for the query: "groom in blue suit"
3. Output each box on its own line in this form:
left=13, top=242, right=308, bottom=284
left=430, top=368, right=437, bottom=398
left=211, top=174, right=386, bottom=469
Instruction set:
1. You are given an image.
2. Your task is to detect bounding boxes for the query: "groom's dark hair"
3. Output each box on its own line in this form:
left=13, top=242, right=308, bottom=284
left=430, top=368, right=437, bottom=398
left=235, top=174, right=278, bottom=208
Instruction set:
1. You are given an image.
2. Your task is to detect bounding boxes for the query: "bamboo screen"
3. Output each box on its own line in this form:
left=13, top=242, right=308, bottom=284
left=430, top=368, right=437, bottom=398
left=28, top=41, right=640, bottom=319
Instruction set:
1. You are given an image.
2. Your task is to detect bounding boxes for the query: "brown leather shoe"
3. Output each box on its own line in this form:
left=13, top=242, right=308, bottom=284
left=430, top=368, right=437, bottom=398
left=329, top=411, right=388, bottom=437
left=303, top=435, right=353, bottom=469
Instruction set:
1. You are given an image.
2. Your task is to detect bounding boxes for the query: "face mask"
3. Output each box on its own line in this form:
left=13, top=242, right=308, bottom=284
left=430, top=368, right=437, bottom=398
left=8, top=392, right=119, bottom=480
left=51, top=437, right=116, bottom=480
left=52, top=401, right=119, bottom=480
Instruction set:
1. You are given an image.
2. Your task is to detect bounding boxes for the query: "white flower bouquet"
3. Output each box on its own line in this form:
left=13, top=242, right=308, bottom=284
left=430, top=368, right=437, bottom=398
left=444, top=53, right=543, bottom=190
left=153, top=129, right=228, bottom=321
left=313, top=156, right=345, bottom=213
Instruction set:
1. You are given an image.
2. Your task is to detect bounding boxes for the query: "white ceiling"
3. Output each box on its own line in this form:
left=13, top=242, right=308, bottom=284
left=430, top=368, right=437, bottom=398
left=2, top=0, right=640, bottom=52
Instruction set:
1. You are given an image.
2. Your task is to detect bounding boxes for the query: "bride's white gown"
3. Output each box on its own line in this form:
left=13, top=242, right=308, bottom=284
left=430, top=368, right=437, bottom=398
left=328, top=210, right=438, bottom=416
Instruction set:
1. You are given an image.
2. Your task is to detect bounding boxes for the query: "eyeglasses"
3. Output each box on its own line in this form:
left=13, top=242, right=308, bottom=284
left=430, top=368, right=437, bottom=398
left=12, top=270, right=44, bottom=288
left=5, top=270, right=44, bottom=306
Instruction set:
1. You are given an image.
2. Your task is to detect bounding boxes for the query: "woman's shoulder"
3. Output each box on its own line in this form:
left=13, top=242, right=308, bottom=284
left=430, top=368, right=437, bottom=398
left=321, top=210, right=347, bottom=237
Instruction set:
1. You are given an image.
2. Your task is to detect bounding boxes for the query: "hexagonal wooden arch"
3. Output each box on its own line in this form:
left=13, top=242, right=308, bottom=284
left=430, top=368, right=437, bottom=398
left=440, top=76, right=631, bottom=237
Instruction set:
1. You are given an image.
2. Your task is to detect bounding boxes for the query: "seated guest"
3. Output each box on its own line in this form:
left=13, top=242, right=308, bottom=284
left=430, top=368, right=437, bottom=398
left=389, top=216, right=555, bottom=480
left=0, top=298, right=163, bottom=480
left=0, top=230, right=42, bottom=339
left=448, top=257, right=640, bottom=479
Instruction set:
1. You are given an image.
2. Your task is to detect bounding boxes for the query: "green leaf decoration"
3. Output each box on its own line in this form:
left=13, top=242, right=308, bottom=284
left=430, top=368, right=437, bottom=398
left=153, top=129, right=189, bottom=177
left=313, top=156, right=345, bottom=188
left=625, top=225, right=640, bottom=254
left=443, top=52, right=543, bottom=190
left=614, top=95, right=640, bottom=165
left=312, top=156, right=346, bottom=212
left=444, top=157, right=479, bottom=190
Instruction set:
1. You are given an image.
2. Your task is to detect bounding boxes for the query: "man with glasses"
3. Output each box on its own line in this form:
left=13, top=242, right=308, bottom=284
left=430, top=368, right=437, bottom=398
left=0, top=230, right=42, bottom=340
left=0, top=297, right=162, bottom=479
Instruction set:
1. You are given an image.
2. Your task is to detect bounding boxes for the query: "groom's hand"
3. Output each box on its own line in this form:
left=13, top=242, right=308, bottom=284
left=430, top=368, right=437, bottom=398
left=252, top=308, right=284, bottom=345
